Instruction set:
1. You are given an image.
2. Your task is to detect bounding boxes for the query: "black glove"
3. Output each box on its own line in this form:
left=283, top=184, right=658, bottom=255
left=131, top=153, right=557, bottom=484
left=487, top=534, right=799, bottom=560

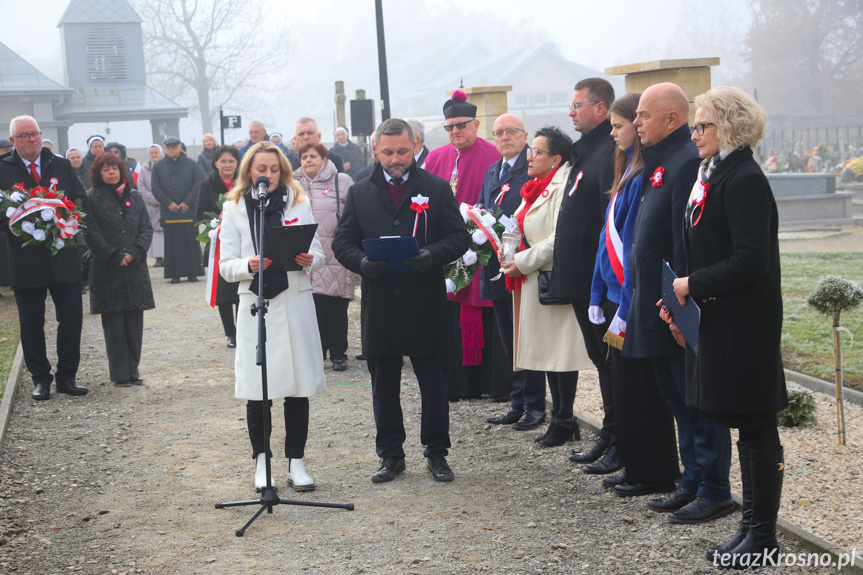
left=360, top=256, right=389, bottom=278
left=403, top=249, right=432, bottom=272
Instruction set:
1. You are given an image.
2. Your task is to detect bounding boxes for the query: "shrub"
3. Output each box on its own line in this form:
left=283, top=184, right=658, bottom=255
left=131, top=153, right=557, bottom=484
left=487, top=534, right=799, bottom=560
left=778, top=389, right=818, bottom=427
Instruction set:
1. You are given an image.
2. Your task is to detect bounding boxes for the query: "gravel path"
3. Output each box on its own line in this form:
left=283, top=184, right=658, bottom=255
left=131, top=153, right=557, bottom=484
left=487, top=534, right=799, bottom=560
left=0, top=265, right=850, bottom=575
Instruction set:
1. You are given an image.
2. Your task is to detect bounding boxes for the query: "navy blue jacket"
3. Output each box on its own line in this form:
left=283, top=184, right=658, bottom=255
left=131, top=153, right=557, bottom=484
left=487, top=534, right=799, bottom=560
left=478, top=145, right=530, bottom=300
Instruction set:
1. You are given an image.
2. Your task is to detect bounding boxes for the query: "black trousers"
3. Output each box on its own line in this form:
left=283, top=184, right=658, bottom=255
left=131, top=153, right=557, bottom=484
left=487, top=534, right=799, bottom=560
left=312, top=294, right=349, bottom=361
left=492, top=298, right=545, bottom=411
left=246, top=397, right=309, bottom=459
left=217, top=302, right=237, bottom=338
left=546, top=371, right=578, bottom=418
left=571, top=299, right=614, bottom=439
left=100, top=309, right=144, bottom=384
left=367, top=354, right=450, bottom=459
left=14, top=282, right=82, bottom=386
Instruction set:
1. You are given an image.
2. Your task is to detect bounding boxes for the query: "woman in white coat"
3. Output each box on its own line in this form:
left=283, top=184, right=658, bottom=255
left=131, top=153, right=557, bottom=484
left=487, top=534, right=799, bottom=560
left=501, top=127, right=592, bottom=447
left=219, top=141, right=327, bottom=492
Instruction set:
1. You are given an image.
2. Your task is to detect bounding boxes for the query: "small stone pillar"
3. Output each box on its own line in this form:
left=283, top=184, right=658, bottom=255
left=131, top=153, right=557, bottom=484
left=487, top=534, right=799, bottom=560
left=604, top=58, right=720, bottom=121
left=334, top=81, right=346, bottom=133
left=446, top=85, right=512, bottom=141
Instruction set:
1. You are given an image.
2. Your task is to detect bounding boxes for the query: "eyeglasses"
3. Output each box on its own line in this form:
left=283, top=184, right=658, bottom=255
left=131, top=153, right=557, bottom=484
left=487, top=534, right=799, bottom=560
left=691, top=122, right=716, bottom=135
left=13, top=131, right=41, bottom=140
left=491, top=128, right=525, bottom=138
left=526, top=148, right=551, bottom=159
left=569, top=101, right=599, bottom=112
left=443, top=120, right=474, bottom=132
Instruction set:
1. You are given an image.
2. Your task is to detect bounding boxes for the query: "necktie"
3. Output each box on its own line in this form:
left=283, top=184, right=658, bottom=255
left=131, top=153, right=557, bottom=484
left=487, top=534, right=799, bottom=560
left=500, top=162, right=511, bottom=181
left=29, top=162, right=40, bottom=186
left=390, top=177, right=404, bottom=186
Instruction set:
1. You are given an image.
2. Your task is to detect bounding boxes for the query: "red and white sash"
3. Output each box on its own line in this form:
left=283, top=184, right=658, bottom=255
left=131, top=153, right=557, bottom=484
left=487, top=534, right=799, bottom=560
left=604, top=192, right=624, bottom=286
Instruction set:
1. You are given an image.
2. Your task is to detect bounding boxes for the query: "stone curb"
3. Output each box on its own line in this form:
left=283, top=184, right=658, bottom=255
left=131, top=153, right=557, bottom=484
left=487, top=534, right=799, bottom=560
left=785, top=368, right=863, bottom=408
left=568, top=405, right=863, bottom=573
left=0, top=342, right=24, bottom=446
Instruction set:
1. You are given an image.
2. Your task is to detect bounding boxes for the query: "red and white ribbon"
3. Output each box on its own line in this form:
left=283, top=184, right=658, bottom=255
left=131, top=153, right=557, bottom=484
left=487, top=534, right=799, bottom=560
left=460, top=204, right=501, bottom=252
left=205, top=226, right=221, bottom=308
left=568, top=171, right=584, bottom=196
left=494, top=183, right=510, bottom=205
left=410, top=194, right=429, bottom=241
left=604, top=192, right=624, bottom=286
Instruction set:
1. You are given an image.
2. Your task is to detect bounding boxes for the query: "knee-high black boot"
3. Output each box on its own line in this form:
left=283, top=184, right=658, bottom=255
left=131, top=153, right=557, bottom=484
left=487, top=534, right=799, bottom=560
left=721, top=447, right=783, bottom=570
left=707, top=442, right=751, bottom=562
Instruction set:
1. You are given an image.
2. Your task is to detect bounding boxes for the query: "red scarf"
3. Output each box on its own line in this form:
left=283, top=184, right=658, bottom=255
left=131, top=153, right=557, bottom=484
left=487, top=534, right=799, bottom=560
left=506, top=167, right=559, bottom=293
left=114, top=181, right=127, bottom=199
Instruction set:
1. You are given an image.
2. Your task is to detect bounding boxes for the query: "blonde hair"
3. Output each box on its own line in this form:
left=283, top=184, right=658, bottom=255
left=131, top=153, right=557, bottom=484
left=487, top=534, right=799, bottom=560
left=694, top=87, right=767, bottom=150
left=226, top=141, right=305, bottom=205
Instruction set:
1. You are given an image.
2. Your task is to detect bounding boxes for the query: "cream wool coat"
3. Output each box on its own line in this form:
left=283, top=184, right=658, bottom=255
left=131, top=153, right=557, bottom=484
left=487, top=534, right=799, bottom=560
left=512, top=163, right=592, bottom=373
left=219, top=188, right=327, bottom=400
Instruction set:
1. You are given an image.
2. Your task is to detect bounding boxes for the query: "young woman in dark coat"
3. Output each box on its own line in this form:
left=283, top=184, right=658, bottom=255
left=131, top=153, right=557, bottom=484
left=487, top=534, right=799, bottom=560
left=85, top=153, right=155, bottom=387
left=196, top=145, right=241, bottom=347
left=662, top=86, right=787, bottom=569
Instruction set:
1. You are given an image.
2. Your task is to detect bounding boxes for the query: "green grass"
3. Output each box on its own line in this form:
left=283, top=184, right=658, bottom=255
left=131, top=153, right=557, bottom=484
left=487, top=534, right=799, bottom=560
left=0, top=295, right=21, bottom=400
left=781, top=253, right=863, bottom=390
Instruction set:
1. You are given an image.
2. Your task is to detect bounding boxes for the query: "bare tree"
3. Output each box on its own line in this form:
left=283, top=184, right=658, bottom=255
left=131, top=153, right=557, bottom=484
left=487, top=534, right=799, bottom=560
left=133, top=0, right=288, bottom=134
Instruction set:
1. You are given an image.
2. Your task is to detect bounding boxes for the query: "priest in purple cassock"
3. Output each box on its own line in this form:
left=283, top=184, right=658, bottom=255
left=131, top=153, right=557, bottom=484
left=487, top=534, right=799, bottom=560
left=424, top=91, right=510, bottom=401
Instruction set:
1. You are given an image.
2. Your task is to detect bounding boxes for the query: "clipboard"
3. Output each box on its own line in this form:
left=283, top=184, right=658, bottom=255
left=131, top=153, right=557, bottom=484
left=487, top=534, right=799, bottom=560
left=263, top=223, right=318, bottom=272
left=362, top=236, right=421, bottom=274
left=661, top=260, right=700, bottom=356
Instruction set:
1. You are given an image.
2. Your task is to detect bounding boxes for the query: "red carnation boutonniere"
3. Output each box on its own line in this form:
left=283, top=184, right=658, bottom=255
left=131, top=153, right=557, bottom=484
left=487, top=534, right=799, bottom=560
left=691, top=181, right=708, bottom=226
left=323, top=187, right=330, bottom=196
left=125, top=200, right=132, bottom=207
left=49, top=177, right=59, bottom=192
left=651, top=167, right=664, bottom=187
left=410, top=194, right=430, bottom=240
left=494, top=182, right=510, bottom=205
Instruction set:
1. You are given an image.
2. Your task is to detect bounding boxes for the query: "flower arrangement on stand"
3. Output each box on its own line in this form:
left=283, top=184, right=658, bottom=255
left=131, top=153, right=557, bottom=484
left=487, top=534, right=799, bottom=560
left=444, top=203, right=505, bottom=294
left=0, top=182, right=84, bottom=255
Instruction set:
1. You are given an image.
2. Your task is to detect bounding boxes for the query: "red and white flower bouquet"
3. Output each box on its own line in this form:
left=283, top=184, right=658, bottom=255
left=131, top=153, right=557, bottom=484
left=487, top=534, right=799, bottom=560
left=0, top=182, right=84, bottom=255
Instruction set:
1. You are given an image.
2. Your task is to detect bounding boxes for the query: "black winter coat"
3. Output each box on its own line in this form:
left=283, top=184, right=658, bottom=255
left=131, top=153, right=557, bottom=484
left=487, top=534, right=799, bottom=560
left=0, top=149, right=86, bottom=289
left=478, top=146, right=531, bottom=300
left=332, top=162, right=471, bottom=357
left=683, top=147, right=787, bottom=415
left=548, top=119, right=616, bottom=301
left=196, top=171, right=239, bottom=305
left=84, top=183, right=155, bottom=314
left=622, top=125, right=701, bottom=359
left=150, top=154, right=204, bottom=223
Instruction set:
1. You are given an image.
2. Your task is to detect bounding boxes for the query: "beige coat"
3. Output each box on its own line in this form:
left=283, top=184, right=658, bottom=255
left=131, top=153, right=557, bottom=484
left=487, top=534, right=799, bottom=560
left=512, top=163, right=592, bottom=373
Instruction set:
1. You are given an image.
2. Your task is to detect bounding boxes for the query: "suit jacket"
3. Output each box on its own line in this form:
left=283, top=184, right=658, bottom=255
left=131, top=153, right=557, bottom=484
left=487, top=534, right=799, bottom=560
left=0, top=148, right=86, bottom=289
left=622, top=124, right=701, bottom=359
left=478, top=146, right=530, bottom=300
left=548, top=119, right=615, bottom=301
left=416, top=145, right=430, bottom=167
left=356, top=162, right=377, bottom=182
left=332, top=162, right=470, bottom=357
left=683, top=147, right=787, bottom=414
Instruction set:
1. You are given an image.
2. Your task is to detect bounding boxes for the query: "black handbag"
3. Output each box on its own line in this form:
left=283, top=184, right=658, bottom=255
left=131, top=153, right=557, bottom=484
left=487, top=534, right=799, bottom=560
left=537, top=269, right=569, bottom=305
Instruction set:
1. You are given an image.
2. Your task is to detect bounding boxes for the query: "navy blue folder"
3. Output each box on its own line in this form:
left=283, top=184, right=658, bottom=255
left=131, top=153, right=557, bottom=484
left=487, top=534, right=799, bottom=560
left=362, top=236, right=421, bottom=274
left=661, top=260, right=700, bottom=356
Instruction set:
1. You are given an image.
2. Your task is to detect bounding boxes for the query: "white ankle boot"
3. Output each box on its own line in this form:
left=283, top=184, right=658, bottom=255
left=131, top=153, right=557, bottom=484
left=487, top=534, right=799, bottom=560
left=287, top=458, right=315, bottom=492
left=254, top=453, right=276, bottom=491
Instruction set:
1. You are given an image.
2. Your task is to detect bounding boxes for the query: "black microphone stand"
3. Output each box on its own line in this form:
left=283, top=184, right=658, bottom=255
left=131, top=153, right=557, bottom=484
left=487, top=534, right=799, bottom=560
left=216, top=184, right=354, bottom=536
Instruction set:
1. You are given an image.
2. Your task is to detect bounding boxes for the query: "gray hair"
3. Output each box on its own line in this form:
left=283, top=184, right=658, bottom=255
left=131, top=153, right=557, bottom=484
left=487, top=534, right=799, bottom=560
left=296, top=117, right=317, bottom=128
left=249, top=120, right=266, bottom=130
left=374, top=118, right=414, bottom=145
left=406, top=119, right=425, bottom=144
left=9, top=115, right=39, bottom=136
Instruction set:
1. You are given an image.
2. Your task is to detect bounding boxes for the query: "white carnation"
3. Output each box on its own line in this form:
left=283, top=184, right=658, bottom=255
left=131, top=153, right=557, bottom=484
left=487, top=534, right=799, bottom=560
left=41, top=208, right=55, bottom=221
left=460, top=210, right=470, bottom=223
left=471, top=229, right=488, bottom=245
left=480, top=212, right=497, bottom=226
left=445, top=279, right=456, bottom=293
left=32, top=228, right=47, bottom=241
left=21, top=221, right=35, bottom=234
left=53, top=238, right=65, bottom=250
left=6, top=207, right=16, bottom=218
left=10, top=191, right=24, bottom=202
left=211, top=218, right=220, bottom=228
left=462, top=249, right=477, bottom=266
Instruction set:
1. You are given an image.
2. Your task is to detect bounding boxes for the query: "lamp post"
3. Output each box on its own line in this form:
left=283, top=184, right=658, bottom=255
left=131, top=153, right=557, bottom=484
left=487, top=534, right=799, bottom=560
left=375, top=0, right=391, bottom=122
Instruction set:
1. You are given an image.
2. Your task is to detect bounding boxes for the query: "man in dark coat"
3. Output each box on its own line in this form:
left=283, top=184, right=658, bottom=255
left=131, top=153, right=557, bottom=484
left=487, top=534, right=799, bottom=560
left=151, top=137, right=204, bottom=283
left=79, top=135, right=105, bottom=188
left=329, top=127, right=366, bottom=180
left=407, top=120, right=430, bottom=167
left=0, top=115, right=88, bottom=400
left=355, top=133, right=378, bottom=182
left=547, top=78, right=618, bottom=471
left=481, top=114, right=546, bottom=430
left=621, top=83, right=733, bottom=522
left=333, top=118, right=470, bottom=485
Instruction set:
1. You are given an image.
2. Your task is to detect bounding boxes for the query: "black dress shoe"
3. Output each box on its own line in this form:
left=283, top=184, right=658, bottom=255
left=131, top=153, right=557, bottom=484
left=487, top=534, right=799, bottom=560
left=668, top=497, right=735, bottom=524
left=355, top=353, right=367, bottom=361
left=227, top=336, right=237, bottom=348
left=170, top=277, right=181, bottom=284
left=426, top=456, right=454, bottom=482
left=371, top=457, right=405, bottom=483
left=646, top=486, right=697, bottom=512
left=614, top=480, right=676, bottom=497
left=570, top=435, right=611, bottom=463
left=487, top=409, right=523, bottom=425
left=31, top=383, right=51, bottom=400
left=332, top=358, right=348, bottom=371
left=511, top=410, right=546, bottom=430
left=601, top=470, right=626, bottom=488
left=56, top=380, right=88, bottom=396
left=582, top=445, right=621, bottom=474
left=187, top=276, right=198, bottom=282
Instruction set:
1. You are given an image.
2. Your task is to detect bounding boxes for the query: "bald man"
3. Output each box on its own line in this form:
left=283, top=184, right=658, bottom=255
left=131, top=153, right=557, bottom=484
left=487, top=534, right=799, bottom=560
left=619, top=83, right=733, bottom=524
left=481, top=114, right=547, bottom=429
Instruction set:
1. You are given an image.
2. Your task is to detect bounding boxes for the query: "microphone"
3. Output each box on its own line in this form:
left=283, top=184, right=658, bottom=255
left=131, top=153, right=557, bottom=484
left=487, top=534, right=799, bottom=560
left=254, top=176, right=270, bottom=200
